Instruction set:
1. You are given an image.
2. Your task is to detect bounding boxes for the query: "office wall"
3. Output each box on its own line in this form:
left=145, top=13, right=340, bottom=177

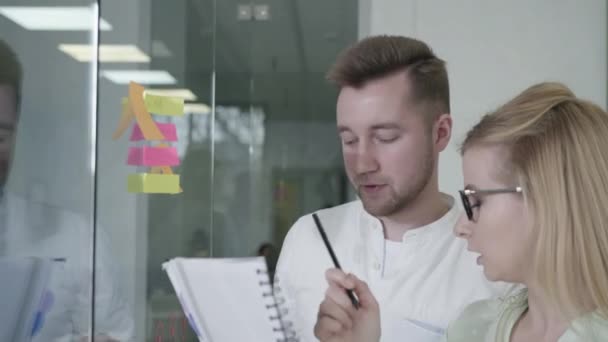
left=359, top=0, right=607, bottom=196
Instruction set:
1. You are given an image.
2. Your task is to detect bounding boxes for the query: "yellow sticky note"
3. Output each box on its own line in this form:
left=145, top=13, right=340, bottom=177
left=144, top=93, right=184, bottom=116
left=128, top=173, right=181, bottom=194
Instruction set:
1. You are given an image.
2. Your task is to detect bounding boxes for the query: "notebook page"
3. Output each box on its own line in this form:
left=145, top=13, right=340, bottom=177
left=175, top=257, right=284, bottom=342
left=163, top=261, right=212, bottom=341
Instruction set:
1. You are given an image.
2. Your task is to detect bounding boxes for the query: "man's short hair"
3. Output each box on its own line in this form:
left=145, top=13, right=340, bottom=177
left=327, top=35, right=450, bottom=121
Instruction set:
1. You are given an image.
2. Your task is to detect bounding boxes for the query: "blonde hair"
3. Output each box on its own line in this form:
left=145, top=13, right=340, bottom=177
left=462, top=82, right=608, bottom=320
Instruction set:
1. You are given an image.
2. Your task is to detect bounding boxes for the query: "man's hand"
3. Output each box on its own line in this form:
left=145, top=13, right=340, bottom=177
left=314, top=269, right=380, bottom=342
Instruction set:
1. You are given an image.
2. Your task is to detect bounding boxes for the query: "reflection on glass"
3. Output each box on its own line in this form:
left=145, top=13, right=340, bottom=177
left=0, top=2, right=133, bottom=341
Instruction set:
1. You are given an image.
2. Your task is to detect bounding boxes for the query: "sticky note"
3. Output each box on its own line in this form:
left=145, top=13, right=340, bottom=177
left=129, top=82, right=165, bottom=140
left=127, top=173, right=180, bottom=194
left=144, top=93, right=184, bottom=116
left=112, top=97, right=135, bottom=140
left=127, top=146, right=180, bottom=167
left=130, top=122, right=178, bottom=141
left=150, top=162, right=183, bottom=192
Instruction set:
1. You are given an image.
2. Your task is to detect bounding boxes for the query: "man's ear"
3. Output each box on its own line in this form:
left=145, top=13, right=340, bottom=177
left=433, top=113, right=452, bottom=152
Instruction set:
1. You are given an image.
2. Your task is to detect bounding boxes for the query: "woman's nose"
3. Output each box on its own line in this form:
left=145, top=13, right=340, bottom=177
left=454, top=213, right=473, bottom=238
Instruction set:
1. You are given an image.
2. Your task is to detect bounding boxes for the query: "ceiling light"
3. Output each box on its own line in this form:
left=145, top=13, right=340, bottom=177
left=59, top=44, right=150, bottom=63
left=101, top=70, right=176, bottom=85
left=184, top=103, right=211, bottom=114
left=0, top=6, right=112, bottom=31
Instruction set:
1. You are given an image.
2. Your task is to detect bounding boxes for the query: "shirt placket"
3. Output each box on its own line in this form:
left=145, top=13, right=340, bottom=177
left=367, top=219, right=386, bottom=284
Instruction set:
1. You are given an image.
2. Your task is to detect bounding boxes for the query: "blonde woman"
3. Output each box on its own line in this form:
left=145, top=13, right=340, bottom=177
left=313, top=82, right=608, bottom=342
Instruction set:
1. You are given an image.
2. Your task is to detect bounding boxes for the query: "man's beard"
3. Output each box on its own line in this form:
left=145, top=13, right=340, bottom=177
left=357, top=147, right=434, bottom=217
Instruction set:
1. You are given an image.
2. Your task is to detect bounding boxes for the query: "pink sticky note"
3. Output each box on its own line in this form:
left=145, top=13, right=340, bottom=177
left=127, top=146, right=180, bottom=166
left=130, top=122, right=178, bottom=141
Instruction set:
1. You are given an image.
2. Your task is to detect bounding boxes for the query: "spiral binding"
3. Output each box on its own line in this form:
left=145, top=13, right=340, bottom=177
left=257, top=269, right=299, bottom=342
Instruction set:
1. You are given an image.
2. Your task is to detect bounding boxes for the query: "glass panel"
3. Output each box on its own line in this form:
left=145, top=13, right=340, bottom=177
left=0, top=1, right=107, bottom=340
left=211, top=1, right=358, bottom=275
left=95, top=0, right=357, bottom=341
left=97, top=0, right=215, bottom=340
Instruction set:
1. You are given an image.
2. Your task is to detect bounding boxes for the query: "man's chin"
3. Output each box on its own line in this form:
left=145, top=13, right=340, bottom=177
left=360, top=200, right=397, bottom=217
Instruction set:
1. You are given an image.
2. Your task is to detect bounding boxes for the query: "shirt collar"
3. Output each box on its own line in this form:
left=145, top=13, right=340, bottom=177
left=359, top=194, right=460, bottom=244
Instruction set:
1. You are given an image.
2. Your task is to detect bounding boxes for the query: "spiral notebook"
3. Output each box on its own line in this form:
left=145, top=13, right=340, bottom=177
left=163, top=257, right=298, bottom=342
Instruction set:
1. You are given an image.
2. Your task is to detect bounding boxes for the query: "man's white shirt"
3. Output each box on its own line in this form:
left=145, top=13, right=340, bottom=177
left=276, top=195, right=514, bottom=342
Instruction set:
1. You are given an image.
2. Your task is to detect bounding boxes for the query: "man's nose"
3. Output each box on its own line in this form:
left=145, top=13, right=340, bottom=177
left=355, top=144, right=379, bottom=175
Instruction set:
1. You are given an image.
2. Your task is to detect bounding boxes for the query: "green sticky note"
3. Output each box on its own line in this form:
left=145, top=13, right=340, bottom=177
left=127, top=173, right=181, bottom=194
left=144, top=94, right=184, bottom=116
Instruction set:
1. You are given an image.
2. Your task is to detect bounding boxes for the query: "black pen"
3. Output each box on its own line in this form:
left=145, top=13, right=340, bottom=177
left=312, top=213, right=360, bottom=310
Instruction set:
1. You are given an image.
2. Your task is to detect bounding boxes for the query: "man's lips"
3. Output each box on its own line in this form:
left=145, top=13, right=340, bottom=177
left=359, top=184, right=387, bottom=193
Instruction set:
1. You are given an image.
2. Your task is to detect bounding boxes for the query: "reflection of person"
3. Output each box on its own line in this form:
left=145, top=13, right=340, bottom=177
left=257, top=242, right=277, bottom=281
left=257, top=242, right=274, bottom=258
left=315, top=83, right=608, bottom=341
left=189, top=229, right=209, bottom=257
left=0, top=39, right=134, bottom=341
left=0, top=41, right=19, bottom=197
left=276, top=35, right=512, bottom=342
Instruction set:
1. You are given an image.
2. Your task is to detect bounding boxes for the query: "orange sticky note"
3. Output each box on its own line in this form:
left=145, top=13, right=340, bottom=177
left=129, top=82, right=165, bottom=141
left=112, top=97, right=134, bottom=140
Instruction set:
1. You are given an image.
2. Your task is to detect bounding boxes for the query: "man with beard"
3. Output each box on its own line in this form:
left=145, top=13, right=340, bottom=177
left=0, top=39, right=133, bottom=341
left=275, top=36, right=512, bottom=342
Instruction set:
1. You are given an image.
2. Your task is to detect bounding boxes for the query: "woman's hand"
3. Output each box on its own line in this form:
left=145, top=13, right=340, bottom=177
left=314, top=269, right=380, bottom=342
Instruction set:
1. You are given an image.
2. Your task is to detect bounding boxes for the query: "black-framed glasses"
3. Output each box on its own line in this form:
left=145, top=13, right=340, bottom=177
left=458, top=187, right=523, bottom=221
